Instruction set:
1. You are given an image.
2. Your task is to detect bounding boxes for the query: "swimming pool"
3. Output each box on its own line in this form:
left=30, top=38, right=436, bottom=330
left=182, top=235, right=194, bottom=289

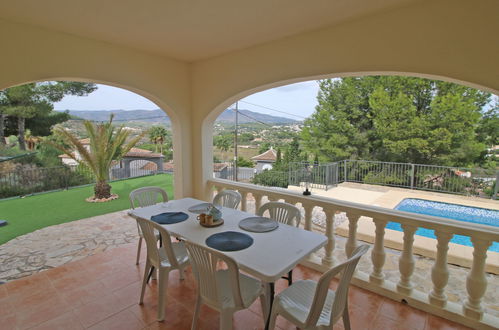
left=388, top=198, right=499, bottom=252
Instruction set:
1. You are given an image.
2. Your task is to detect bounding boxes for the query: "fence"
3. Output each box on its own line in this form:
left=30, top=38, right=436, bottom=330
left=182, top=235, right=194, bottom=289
left=214, top=163, right=257, bottom=182
left=289, top=162, right=340, bottom=191
left=0, top=164, right=165, bottom=199
left=339, top=160, right=498, bottom=198
left=217, top=159, right=498, bottom=198
left=284, top=160, right=498, bottom=199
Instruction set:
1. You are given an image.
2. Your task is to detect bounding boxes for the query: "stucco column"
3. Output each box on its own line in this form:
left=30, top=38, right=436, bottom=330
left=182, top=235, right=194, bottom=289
left=170, top=114, right=194, bottom=199
left=190, top=113, right=214, bottom=201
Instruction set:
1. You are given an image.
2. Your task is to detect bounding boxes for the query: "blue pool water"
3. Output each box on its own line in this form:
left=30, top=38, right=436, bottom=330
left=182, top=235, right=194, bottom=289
left=388, top=198, right=499, bottom=252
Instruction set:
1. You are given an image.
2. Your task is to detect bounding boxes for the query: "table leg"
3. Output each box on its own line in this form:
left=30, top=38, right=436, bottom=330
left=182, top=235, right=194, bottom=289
left=264, top=282, right=275, bottom=330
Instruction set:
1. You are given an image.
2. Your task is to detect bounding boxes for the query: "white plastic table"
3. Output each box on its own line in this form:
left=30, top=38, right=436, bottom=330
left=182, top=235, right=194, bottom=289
left=129, top=197, right=327, bottom=325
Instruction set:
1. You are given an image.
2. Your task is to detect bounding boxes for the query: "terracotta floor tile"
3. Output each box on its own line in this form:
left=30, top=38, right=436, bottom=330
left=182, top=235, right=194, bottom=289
left=274, top=314, right=299, bottom=330
left=425, top=315, right=472, bottom=330
left=5, top=272, right=52, bottom=301
left=0, top=243, right=475, bottom=330
left=0, top=312, right=18, bottom=330
left=42, top=262, right=85, bottom=281
left=0, top=295, right=15, bottom=316
left=348, top=286, right=383, bottom=314
left=28, top=310, right=84, bottom=330
left=233, top=309, right=266, bottom=330
left=129, top=300, right=171, bottom=326
left=100, top=268, right=142, bottom=292
left=345, top=303, right=379, bottom=329
left=0, top=284, right=8, bottom=299
left=248, top=297, right=266, bottom=317
left=57, top=280, right=111, bottom=307
left=74, top=292, right=134, bottom=328
left=10, top=288, right=59, bottom=310
left=15, top=296, right=72, bottom=329
left=167, top=283, right=198, bottom=309
left=50, top=271, right=95, bottom=292
left=87, top=307, right=145, bottom=330
left=372, top=314, right=412, bottom=330
left=378, top=298, right=428, bottom=330
left=141, top=302, right=194, bottom=329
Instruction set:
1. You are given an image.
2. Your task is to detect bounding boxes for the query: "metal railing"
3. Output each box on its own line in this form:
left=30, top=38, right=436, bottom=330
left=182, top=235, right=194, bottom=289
left=287, top=160, right=498, bottom=199
left=0, top=164, right=167, bottom=199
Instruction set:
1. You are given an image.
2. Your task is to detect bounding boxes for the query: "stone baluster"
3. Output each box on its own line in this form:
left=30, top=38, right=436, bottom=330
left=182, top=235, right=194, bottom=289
left=240, top=190, right=248, bottom=212
left=397, top=224, right=417, bottom=294
left=322, top=209, right=337, bottom=267
left=369, top=218, right=387, bottom=285
left=463, top=237, right=492, bottom=320
left=344, top=212, right=360, bottom=257
left=302, top=203, right=314, bottom=231
left=267, top=195, right=278, bottom=202
left=429, top=230, right=453, bottom=307
left=253, top=193, right=263, bottom=214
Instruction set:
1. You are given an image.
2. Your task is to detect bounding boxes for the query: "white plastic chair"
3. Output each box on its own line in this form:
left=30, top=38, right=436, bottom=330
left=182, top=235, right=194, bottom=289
left=268, top=245, right=369, bottom=330
left=129, top=186, right=168, bottom=264
left=257, top=201, right=301, bottom=227
left=136, top=217, right=189, bottom=321
left=185, top=240, right=267, bottom=330
left=213, top=189, right=242, bottom=209
left=257, top=201, right=302, bottom=285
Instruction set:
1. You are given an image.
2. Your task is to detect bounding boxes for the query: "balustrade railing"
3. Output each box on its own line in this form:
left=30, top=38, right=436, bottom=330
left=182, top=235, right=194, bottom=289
left=207, top=178, right=499, bottom=329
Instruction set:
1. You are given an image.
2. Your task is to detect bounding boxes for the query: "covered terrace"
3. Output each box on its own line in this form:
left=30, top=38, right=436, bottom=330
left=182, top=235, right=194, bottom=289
left=0, top=0, right=498, bottom=329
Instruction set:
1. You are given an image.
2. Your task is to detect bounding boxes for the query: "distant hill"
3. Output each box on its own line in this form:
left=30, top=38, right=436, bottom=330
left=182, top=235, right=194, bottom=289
left=56, top=108, right=297, bottom=125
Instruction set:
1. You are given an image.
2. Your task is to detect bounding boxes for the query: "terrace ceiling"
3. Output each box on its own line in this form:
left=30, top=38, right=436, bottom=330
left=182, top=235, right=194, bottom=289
left=0, top=0, right=422, bottom=61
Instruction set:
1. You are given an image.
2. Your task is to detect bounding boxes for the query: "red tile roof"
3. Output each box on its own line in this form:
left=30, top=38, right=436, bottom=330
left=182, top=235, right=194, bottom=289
left=251, top=148, right=277, bottom=162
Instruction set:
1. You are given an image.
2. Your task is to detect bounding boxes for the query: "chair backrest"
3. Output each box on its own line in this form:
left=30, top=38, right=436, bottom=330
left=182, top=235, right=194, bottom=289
left=306, top=245, right=369, bottom=327
left=129, top=186, right=168, bottom=209
left=257, top=201, right=301, bottom=227
left=212, top=189, right=241, bottom=209
left=185, top=241, right=245, bottom=309
left=135, top=217, right=180, bottom=269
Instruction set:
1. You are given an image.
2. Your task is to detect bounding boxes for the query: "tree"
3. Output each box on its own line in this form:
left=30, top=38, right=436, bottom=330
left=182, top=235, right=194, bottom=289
left=0, top=90, right=7, bottom=146
left=477, top=100, right=499, bottom=148
left=283, top=137, right=302, bottom=165
left=258, top=142, right=271, bottom=154
left=214, top=134, right=232, bottom=152
left=236, top=156, right=254, bottom=168
left=148, top=125, right=169, bottom=153
left=49, top=115, right=143, bottom=200
left=301, top=76, right=492, bottom=166
left=1, top=82, right=97, bottom=150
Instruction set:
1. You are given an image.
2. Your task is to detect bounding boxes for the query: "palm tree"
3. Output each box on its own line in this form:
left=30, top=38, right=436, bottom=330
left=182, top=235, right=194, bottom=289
left=148, top=125, right=168, bottom=153
left=50, top=115, right=143, bottom=200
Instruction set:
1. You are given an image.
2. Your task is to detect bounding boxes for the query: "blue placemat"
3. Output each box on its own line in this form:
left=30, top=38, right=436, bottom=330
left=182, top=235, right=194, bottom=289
left=206, top=231, right=253, bottom=252
left=151, top=212, right=189, bottom=224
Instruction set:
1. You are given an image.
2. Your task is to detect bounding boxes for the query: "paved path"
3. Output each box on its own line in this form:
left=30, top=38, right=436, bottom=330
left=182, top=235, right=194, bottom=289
left=0, top=210, right=138, bottom=281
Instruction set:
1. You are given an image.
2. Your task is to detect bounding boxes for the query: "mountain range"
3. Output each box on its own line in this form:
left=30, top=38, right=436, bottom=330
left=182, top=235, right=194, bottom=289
left=56, top=109, right=298, bottom=125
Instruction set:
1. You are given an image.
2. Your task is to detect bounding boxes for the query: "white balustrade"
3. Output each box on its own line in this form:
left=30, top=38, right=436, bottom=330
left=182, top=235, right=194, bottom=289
left=397, top=224, right=417, bottom=294
left=240, top=191, right=248, bottom=211
left=302, top=202, right=314, bottom=231
left=207, top=178, right=499, bottom=329
left=370, top=218, right=387, bottom=285
left=464, top=237, right=492, bottom=320
left=322, top=209, right=336, bottom=267
left=429, top=230, right=453, bottom=307
left=345, top=212, right=360, bottom=257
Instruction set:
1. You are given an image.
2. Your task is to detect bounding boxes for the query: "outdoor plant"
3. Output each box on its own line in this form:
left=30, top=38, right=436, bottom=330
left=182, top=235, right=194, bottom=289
left=49, top=115, right=143, bottom=200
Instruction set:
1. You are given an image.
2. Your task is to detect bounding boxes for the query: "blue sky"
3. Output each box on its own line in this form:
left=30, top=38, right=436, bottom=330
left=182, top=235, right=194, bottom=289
left=54, top=81, right=321, bottom=120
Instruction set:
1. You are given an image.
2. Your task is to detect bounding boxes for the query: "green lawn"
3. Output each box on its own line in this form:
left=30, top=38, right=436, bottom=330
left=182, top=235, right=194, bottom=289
left=0, top=174, right=174, bottom=245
